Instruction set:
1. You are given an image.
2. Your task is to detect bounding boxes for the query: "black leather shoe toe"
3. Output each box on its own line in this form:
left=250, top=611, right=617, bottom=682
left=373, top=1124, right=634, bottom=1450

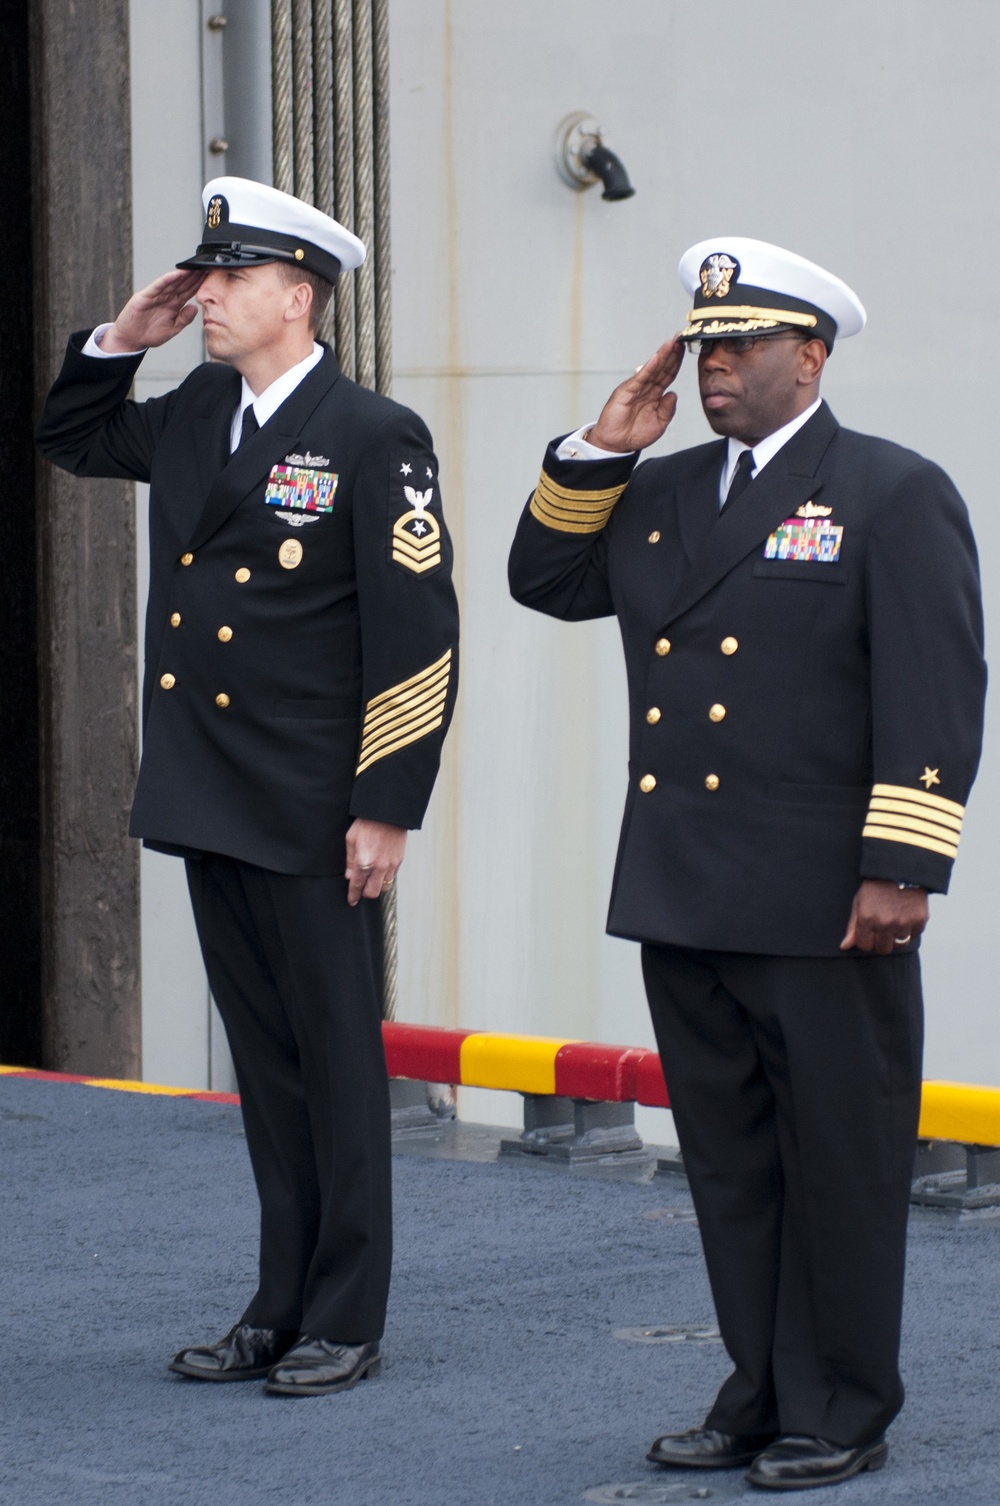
left=169, top=1323, right=298, bottom=1381
left=747, top=1434, right=888, bottom=1491
left=647, top=1426, right=778, bottom=1469
left=265, top=1338, right=381, bottom=1396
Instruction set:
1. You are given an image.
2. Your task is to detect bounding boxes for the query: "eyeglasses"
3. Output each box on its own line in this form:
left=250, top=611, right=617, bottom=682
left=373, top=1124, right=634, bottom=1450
left=686, top=333, right=806, bottom=357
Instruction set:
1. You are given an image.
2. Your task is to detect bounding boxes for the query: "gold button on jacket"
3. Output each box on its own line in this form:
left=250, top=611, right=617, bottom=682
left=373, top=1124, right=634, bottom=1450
left=508, top=406, right=985, bottom=956
left=648, top=530, right=661, bottom=543
left=36, top=341, right=459, bottom=873
left=639, top=774, right=656, bottom=793
left=646, top=707, right=661, bottom=725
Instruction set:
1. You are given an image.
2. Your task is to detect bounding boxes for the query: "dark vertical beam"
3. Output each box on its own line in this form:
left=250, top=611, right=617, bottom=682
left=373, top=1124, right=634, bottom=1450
left=0, top=0, right=41, bottom=1067
left=30, top=0, right=141, bottom=1075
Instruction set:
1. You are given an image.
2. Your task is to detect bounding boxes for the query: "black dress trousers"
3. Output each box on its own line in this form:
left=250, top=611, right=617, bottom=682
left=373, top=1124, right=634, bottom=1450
left=186, top=853, right=391, bottom=1343
left=641, top=945, right=923, bottom=1448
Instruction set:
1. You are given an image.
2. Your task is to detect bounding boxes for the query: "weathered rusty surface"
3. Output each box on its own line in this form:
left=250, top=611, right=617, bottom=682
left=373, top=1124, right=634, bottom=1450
left=0, top=0, right=42, bottom=1067
left=30, top=0, right=140, bottom=1075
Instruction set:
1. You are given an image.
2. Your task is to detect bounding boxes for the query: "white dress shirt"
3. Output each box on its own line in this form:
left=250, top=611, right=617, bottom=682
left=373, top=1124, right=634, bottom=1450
left=82, top=324, right=324, bottom=454
left=555, top=396, right=823, bottom=508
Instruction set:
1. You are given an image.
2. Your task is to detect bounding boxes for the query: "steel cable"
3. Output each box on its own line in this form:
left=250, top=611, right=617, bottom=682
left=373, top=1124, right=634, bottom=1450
left=332, top=0, right=355, bottom=376
left=351, top=0, right=376, bottom=392
left=291, top=0, right=315, bottom=202
left=271, top=0, right=294, bottom=194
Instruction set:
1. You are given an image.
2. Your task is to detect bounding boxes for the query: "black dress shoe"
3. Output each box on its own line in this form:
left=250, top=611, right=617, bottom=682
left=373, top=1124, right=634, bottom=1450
left=647, top=1426, right=778, bottom=1469
left=265, top=1337, right=381, bottom=1396
left=747, top=1434, right=889, bottom=1491
left=169, top=1323, right=298, bottom=1381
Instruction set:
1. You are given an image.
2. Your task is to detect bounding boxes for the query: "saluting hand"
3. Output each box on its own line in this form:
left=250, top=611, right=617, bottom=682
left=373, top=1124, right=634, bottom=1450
left=100, top=269, right=206, bottom=353
left=840, top=878, right=929, bottom=955
left=345, top=818, right=408, bottom=907
left=586, top=337, right=686, bottom=454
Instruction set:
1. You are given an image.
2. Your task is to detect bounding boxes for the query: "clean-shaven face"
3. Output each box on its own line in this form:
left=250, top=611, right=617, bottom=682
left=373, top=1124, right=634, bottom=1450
left=697, top=333, right=826, bottom=445
left=195, top=263, right=303, bottom=365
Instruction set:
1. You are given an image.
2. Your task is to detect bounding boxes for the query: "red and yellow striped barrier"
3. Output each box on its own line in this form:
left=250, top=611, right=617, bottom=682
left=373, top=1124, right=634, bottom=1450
left=380, top=1024, right=670, bottom=1106
left=4, top=1028, right=1000, bottom=1147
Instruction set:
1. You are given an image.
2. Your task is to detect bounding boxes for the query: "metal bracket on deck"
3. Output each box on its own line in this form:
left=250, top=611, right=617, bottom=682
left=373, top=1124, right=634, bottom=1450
left=499, top=1094, right=654, bottom=1170
left=910, top=1138, right=1000, bottom=1212
left=390, top=1078, right=454, bottom=1139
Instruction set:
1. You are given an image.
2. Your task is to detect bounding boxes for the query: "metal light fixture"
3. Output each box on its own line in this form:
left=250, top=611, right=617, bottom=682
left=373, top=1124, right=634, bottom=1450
left=554, top=112, right=636, bottom=201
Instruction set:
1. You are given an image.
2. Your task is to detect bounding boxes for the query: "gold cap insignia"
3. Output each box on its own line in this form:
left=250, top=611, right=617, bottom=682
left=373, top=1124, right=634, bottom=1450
left=796, top=500, right=833, bottom=518
left=699, top=253, right=738, bottom=300
left=207, top=196, right=223, bottom=230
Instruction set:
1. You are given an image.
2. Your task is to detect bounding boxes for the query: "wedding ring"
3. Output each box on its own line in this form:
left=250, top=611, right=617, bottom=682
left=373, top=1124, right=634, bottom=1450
left=894, top=935, right=912, bottom=945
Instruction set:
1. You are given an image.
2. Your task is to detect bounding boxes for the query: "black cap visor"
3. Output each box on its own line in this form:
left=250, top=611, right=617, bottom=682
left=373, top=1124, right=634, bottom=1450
left=177, top=221, right=341, bottom=284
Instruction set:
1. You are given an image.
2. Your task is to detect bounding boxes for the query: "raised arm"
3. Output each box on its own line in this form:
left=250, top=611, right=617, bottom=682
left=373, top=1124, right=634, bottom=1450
left=509, top=338, right=684, bottom=619
left=36, top=269, right=204, bottom=482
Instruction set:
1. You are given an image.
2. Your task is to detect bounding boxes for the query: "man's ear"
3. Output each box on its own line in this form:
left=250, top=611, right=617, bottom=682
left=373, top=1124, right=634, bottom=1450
left=798, top=338, right=827, bottom=385
left=285, top=280, right=314, bottom=325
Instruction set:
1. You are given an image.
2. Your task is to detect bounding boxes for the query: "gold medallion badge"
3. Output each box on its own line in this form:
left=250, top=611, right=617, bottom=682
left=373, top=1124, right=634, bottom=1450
left=278, top=538, right=303, bottom=569
left=699, top=253, right=738, bottom=300
left=393, top=485, right=442, bottom=574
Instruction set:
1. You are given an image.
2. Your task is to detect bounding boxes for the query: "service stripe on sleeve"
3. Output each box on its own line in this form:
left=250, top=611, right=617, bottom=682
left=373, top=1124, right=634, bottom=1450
left=356, top=648, right=452, bottom=775
left=862, top=782, right=964, bottom=861
left=529, top=468, right=628, bottom=534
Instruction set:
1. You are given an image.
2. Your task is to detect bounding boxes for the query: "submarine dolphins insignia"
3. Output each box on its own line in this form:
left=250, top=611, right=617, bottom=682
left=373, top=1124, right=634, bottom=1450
left=796, top=500, right=833, bottom=518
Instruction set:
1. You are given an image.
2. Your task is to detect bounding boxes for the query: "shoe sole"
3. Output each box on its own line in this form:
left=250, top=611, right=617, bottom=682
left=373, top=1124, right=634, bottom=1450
left=265, top=1354, right=382, bottom=1397
left=168, top=1360, right=275, bottom=1381
left=746, top=1440, right=889, bottom=1491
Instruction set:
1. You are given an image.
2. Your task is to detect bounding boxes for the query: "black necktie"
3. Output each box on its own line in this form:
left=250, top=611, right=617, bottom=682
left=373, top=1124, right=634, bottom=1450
left=237, top=405, right=260, bottom=449
left=721, top=448, right=755, bottom=514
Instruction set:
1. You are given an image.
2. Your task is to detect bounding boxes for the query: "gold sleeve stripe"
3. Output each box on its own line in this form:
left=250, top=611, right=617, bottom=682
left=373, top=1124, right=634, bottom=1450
left=356, top=649, right=452, bottom=776
left=871, top=782, right=964, bottom=818
left=868, top=797, right=963, bottom=835
left=357, top=714, right=446, bottom=776
left=360, top=674, right=449, bottom=751
left=359, top=664, right=451, bottom=740
left=359, top=689, right=450, bottom=759
left=865, top=812, right=960, bottom=845
left=358, top=703, right=448, bottom=770
left=534, top=474, right=628, bottom=505
left=862, top=824, right=959, bottom=861
left=529, top=468, right=628, bottom=535
left=364, top=649, right=451, bottom=712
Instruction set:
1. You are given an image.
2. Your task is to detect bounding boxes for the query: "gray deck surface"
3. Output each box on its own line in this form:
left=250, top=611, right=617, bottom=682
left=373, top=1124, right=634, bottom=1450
left=1, top=1074, right=998, bottom=1506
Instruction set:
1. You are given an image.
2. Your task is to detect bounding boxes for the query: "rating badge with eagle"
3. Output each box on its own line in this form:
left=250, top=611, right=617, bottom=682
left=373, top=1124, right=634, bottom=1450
left=391, top=459, right=443, bottom=575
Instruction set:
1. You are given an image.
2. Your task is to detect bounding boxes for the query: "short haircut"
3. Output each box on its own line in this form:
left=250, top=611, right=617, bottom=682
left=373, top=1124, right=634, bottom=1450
left=275, top=261, right=335, bottom=332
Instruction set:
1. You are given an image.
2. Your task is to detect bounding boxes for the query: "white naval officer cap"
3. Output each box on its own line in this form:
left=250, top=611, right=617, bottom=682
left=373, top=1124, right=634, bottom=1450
left=177, top=176, right=366, bottom=285
left=677, top=236, right=866, bottom=351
